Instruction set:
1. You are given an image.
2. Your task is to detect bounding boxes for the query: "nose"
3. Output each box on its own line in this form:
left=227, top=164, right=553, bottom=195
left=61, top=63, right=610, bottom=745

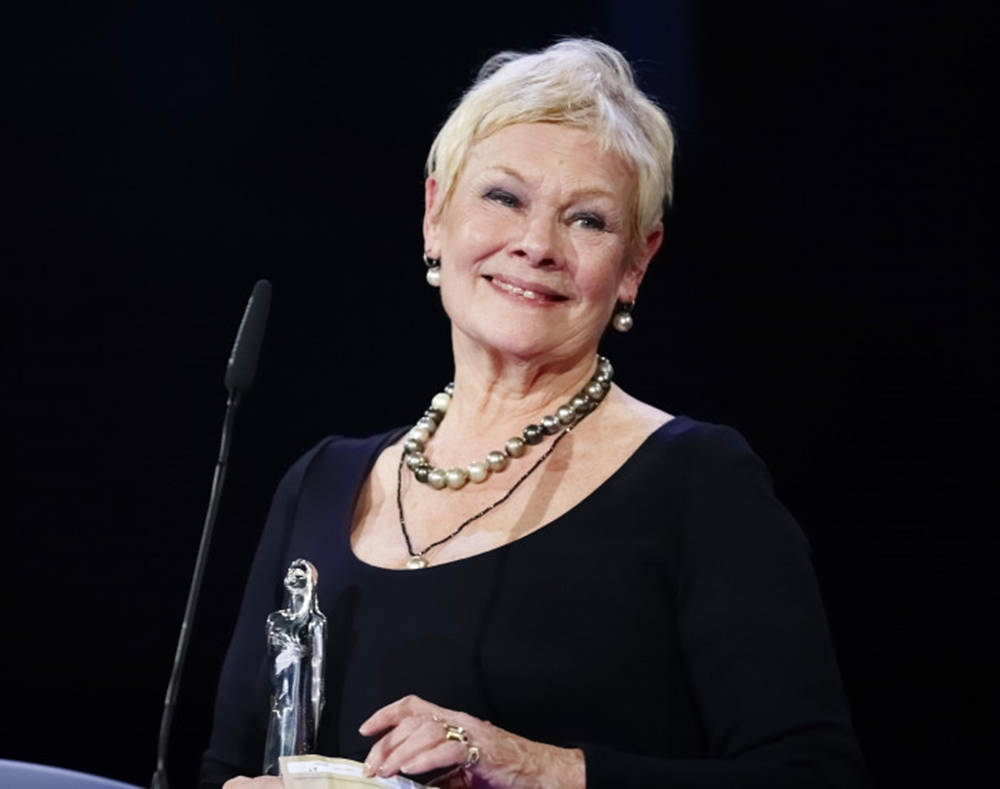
left=511, top=213, right=562, bottom=268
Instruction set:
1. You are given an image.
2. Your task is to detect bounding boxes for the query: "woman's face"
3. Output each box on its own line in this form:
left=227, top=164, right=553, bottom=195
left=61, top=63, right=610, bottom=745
left=424, top=123, right=662, bottom=364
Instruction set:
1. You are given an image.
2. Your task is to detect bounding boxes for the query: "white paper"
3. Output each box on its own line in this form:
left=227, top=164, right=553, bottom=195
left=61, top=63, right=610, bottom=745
left=279, top=755, right=428, bottom=788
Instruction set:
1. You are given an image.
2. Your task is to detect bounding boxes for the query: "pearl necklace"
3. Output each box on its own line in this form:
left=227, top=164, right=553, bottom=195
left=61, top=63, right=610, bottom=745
left=398, top=356, right=613, bottom=569
left=402, top=356, right=613, bottom=490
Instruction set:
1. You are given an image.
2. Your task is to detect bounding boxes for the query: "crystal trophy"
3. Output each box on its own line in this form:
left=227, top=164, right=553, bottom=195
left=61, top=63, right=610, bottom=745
left=263, top=559, right=327, bottom=775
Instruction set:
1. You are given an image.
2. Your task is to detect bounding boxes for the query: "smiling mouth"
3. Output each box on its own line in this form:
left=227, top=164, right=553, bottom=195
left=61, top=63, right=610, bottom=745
left=483, top=275, right=568, bottom=303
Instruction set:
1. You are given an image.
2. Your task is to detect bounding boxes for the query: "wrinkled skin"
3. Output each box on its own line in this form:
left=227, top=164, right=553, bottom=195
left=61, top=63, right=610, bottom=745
left=360, top=695, right=585, bottom=789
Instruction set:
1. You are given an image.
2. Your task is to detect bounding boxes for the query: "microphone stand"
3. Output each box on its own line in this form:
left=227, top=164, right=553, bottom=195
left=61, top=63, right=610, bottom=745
left=151, top=389, right=242, bottom=789
left=151, top=279, right=269, bottom=789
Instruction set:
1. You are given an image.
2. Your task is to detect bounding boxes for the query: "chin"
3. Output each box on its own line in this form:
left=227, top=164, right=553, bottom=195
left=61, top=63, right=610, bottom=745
left=445, top=288, right=605, bottom=363
left=455, top=320, right=593, bottom=365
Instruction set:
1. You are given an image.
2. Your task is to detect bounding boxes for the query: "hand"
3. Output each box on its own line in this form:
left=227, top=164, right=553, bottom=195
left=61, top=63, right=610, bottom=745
left=222, top=777, right=282, bottom=788
left=358, top=694, right=584, bottom=789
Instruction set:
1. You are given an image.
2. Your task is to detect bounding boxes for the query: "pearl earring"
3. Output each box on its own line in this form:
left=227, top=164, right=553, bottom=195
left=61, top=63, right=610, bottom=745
left=612, top=300, right=635, bottom=333
left=424, top=254, right=441, bottom=287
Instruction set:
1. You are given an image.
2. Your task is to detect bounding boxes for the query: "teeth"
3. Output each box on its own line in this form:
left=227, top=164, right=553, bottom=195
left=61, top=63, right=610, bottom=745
left=495, top=279, right=541, bottom=299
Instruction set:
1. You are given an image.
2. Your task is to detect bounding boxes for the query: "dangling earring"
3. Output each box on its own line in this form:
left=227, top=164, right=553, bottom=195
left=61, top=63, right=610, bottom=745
left=423, top=254, right=441, bottom=287
left=612, top=300, right=635, bottom=333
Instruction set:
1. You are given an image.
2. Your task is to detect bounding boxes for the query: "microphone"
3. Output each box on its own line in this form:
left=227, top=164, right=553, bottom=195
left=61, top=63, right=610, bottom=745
left=225, top=279, right=272, bottom=393
left=152, top=280, right=272, bottom=789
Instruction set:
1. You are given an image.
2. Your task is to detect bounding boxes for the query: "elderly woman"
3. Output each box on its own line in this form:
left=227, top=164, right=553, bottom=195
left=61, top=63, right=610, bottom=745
left=203, top=39, right=868, bottom=788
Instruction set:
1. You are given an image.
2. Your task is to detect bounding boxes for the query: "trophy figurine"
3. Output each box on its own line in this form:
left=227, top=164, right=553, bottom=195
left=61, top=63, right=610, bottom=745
left=263, top=558, right=327, bottom=775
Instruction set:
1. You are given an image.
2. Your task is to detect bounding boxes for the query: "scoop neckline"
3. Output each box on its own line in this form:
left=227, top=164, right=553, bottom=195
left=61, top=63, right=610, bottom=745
left=346, top=415, right=690, bottom=575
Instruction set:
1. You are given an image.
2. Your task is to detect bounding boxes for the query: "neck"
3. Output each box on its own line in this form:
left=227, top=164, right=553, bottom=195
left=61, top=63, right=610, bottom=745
left=428, top=333, right=601, bottom=464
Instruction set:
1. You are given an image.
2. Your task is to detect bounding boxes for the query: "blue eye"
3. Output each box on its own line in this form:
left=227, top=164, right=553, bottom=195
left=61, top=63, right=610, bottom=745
left=484, top=188, right=519, bottom=208
left=574, top=213, right=607, bottom=231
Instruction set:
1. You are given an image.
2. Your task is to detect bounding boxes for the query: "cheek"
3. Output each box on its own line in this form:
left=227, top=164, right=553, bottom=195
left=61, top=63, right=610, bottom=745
left=442, top=203, right=517, bottom=263
left=457, top=224, right=502, bottom=261
left=574, top=244, right=629, bottom=301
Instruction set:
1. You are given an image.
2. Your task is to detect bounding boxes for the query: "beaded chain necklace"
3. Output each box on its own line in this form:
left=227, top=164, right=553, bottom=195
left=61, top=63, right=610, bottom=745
left=397, top=356, right=613, bottom=569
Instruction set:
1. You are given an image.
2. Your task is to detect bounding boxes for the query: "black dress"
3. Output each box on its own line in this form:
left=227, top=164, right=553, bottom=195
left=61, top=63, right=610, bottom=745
left=200, top=416, right=869, bottom=788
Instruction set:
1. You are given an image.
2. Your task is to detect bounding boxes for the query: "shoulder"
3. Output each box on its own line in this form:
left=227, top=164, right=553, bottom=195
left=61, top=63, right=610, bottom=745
left=275, top=428, right=407, bottom=491
left=591, top=403, right=780, bottom=528
left=650, top=416, right=778, bottom=500
left=595, top=387, right=767, bottom=493
left=267, top=427, right=407, bottom=520
left=252, top=427, right=408, bottom=568
left=611, top=410, right=764, bottom=483
left=651, top=415, right=760, bottom=466
left=605, top=388, right=756, bottom=468
left=658, top=418, right=811, bottom=556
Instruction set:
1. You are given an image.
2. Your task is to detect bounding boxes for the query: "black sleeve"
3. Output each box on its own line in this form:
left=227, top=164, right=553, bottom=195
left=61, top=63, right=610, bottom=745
left=199, top=442, right=330, bottom=789
left=583, top=425, right=869, bottom=788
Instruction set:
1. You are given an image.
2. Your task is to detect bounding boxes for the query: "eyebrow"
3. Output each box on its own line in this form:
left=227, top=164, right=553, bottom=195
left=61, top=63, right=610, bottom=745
left=484, top=166, right=619, bottom=201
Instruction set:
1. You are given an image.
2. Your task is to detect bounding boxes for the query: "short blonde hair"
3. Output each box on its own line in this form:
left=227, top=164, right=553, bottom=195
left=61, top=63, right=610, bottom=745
left=426, top=39, right=675, bottom=243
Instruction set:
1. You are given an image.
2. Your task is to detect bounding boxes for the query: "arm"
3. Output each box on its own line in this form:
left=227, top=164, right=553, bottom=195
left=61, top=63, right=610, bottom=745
left=583, top=424, right=869, bottom=787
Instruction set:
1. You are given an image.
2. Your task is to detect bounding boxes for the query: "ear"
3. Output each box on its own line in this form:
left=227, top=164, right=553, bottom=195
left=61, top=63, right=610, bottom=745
left=423, top=177, right=442, bottom=257
left=619, top=222, right=663, bottom=302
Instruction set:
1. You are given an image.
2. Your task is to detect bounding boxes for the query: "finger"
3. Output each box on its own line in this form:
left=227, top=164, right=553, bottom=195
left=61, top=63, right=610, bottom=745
left=377, top=719, right=465, bottom=778
left=398, top=739, right=471, bottom=777
left=362, top=714, right=425, bottom=776
left=360, top=694, right=465, bottom=737
left=359, top=694, right=431, bottom=736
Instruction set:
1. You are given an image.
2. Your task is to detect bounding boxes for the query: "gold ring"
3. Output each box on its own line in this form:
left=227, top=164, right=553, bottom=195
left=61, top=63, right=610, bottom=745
left=429, top=716, right=481, bottom=780
left=464, top=745, right=480, bottom=768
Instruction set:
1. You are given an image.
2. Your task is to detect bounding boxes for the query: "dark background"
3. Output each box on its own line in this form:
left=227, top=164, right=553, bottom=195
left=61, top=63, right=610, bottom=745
left=4, top=2, right=991, bottom=787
